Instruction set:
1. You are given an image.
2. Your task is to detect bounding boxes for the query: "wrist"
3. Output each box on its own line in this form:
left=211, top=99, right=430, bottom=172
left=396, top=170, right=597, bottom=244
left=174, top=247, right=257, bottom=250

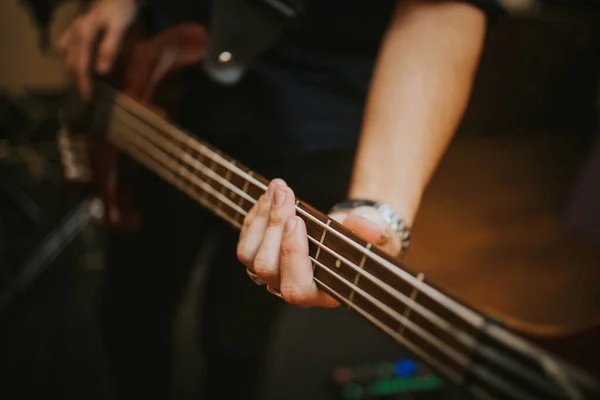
left=347, top=157, right=425, bottom=228
left=347, top=184, right=421, bottom=228
left=329, top=198, right=412, bottom=257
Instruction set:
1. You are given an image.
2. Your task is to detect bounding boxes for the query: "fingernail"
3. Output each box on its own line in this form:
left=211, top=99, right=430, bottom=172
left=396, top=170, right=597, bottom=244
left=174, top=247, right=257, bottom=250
left=356, top=214, right=380, bottom=229
left=284, top=217, right=297, bottom=234
left=274, top=188, right=286, bottom=206
left=352, top=208, right=389, bottom=231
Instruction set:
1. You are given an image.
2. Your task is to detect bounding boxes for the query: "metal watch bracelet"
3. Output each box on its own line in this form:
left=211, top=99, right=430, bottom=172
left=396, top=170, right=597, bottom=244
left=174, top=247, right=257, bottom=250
left=328, top=199, right=411, bottom=257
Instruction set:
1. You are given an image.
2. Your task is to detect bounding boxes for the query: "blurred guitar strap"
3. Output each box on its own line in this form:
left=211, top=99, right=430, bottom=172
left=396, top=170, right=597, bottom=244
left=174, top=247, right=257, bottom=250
left=202, top=0, right=304, bottom=85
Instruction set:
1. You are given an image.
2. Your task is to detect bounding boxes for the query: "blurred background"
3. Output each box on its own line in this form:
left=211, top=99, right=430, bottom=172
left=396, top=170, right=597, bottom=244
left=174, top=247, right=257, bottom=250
left=0, top=1, right=599, bottom=400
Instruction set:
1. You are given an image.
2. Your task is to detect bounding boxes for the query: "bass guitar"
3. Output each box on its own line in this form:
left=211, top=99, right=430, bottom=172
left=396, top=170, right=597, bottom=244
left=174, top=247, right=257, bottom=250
left=56, top=30, right=600, bottom=400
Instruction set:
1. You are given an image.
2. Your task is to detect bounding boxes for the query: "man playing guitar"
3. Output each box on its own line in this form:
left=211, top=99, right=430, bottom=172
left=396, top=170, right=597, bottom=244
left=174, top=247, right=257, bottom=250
left=57, top=0, right=504, bottom=399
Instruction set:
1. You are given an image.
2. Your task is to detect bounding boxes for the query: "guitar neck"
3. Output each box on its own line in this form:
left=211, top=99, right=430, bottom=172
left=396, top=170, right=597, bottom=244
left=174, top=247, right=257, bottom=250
left=86, top=84, right=599, bottom=400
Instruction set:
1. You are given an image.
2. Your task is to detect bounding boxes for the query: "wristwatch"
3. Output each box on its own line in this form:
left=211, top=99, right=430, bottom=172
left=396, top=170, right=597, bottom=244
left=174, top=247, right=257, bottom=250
left=329, top=199, right=411, bottom=257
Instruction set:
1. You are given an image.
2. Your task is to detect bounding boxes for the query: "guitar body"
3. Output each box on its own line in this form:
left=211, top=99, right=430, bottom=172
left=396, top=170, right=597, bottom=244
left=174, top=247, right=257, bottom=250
left=58, top=22, right=202, bottom=231
left=59, top=93, right=141, bottom=230
left=57, top=32, right=136, bottom=230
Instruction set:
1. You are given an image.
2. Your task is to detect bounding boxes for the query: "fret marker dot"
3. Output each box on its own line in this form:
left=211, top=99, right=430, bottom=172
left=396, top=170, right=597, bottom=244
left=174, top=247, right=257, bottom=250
left=335, top=260, right=341, bottom=268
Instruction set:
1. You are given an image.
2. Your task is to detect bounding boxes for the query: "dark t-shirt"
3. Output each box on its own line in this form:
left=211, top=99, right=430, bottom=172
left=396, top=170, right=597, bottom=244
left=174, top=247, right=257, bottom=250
left=148, top=0, right=504, bottom=155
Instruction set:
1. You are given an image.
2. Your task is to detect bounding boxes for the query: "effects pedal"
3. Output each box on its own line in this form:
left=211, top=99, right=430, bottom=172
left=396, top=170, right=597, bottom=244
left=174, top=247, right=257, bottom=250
left=329, top=357, right=450, bottom=400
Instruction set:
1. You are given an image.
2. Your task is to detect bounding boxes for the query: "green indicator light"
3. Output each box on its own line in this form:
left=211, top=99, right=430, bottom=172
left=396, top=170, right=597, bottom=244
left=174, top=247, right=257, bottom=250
left=367, top=375, right=444, bottom=396
left=342, top=383, right=364, bottom=399
left=377, top=362, right=395, bottom=377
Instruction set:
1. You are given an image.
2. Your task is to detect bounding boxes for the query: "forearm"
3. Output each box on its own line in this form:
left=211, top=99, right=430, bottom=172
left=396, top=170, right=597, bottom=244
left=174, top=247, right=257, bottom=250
left=348, top=0, right=488, bottom=226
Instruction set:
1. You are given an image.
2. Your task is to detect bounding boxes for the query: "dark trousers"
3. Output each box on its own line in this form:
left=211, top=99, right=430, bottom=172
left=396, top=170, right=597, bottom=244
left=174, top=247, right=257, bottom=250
left=98, top=147, right=356, bottom=400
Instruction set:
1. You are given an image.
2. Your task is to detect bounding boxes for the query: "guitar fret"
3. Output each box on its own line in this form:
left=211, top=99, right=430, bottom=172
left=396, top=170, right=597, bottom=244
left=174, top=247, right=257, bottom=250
left=313, top=220, right=331, bottom=269
left=215, top=158, right=235, bottom=203
left=186, top=153, right=212, bottom=208
left=186, top=134, right=200, bottom=165
left=223, top=160, right=234, bottom=198
left=241, top=173, right=251, bottom=200
left=209, top=157, right=221, bottom=209
left=245, top=171, right=267, bottom=207
left=348, top=243, right=372, bottom=304
left=199, top=156, right=210, bottom=205
left=246, top=171, right=255, bottom=200
left=233, top=169, right=251, bottom=224
left=177, top=147, right=189, bottom=187
left=188, top=141, right=208, bottom=204
left=399, top=272, right=425, bottom=336
left=216, top=154, right=238, bottom=222
left=184, top=134, right=198, bottom=185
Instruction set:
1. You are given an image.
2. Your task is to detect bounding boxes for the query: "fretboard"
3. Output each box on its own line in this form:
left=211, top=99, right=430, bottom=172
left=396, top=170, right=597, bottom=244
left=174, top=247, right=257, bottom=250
left=83, top=84, right=599, bottom=400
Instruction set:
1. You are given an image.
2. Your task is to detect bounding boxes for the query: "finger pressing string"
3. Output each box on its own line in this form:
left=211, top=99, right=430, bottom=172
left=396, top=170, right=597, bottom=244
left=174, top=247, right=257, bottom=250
left=280, top=216, right=339, bottom=308
left=253, top=184, right=295, bottom=286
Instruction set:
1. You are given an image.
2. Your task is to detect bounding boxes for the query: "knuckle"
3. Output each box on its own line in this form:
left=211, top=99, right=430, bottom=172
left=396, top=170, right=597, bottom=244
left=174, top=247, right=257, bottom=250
left=253, top=257, right=277, bottom=281
left=242, top=216, right=251, bottom=230
left=271, top=178, right=287, bottom=187
left=242, top=209, right=256, bottom=229
left=278, top=184, right=294, bottom=197
left=236, top=243, right=253, bottom=266
left=268, top=208, right=285, bottom=227
left=258, top=195, right=271, bottom=213
left=77, top=21, right=92, bottom=38
left=280, top=242, right=299, bottom=259
left=280, top=283, right=308, bottom=306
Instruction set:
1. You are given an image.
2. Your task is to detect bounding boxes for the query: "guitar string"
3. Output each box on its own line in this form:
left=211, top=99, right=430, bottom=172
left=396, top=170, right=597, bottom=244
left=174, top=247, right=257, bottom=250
left=107, top=122, right=555, bottom=400
left=101, top=88, right=596, bottom=400
left=106, top=101, right=574, bottom=398
left=109, top=106, right=556, bottom=396
left=90, top=84, right=596, bottom=396
left=110, top=91, right=600, bottom=397
left=107, top=88, right=600, bottom=391
left=109, top=130, right=534, bottom=400
left=102, top=94, right=572, bottom=396
left=108, top=130, right=509, bottom=400
left=105, top=87, right=487, bottom=329
left=110, top=109, right=481, bottom=345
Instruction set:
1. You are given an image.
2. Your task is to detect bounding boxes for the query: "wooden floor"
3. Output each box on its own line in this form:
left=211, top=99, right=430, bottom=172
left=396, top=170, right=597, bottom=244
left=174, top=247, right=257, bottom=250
left=172, top=132, right=600, bottom=400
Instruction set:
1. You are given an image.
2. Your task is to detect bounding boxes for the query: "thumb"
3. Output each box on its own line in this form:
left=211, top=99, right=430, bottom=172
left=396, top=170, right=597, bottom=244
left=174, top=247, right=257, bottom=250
left=341, top=206, right=401, bottom=256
